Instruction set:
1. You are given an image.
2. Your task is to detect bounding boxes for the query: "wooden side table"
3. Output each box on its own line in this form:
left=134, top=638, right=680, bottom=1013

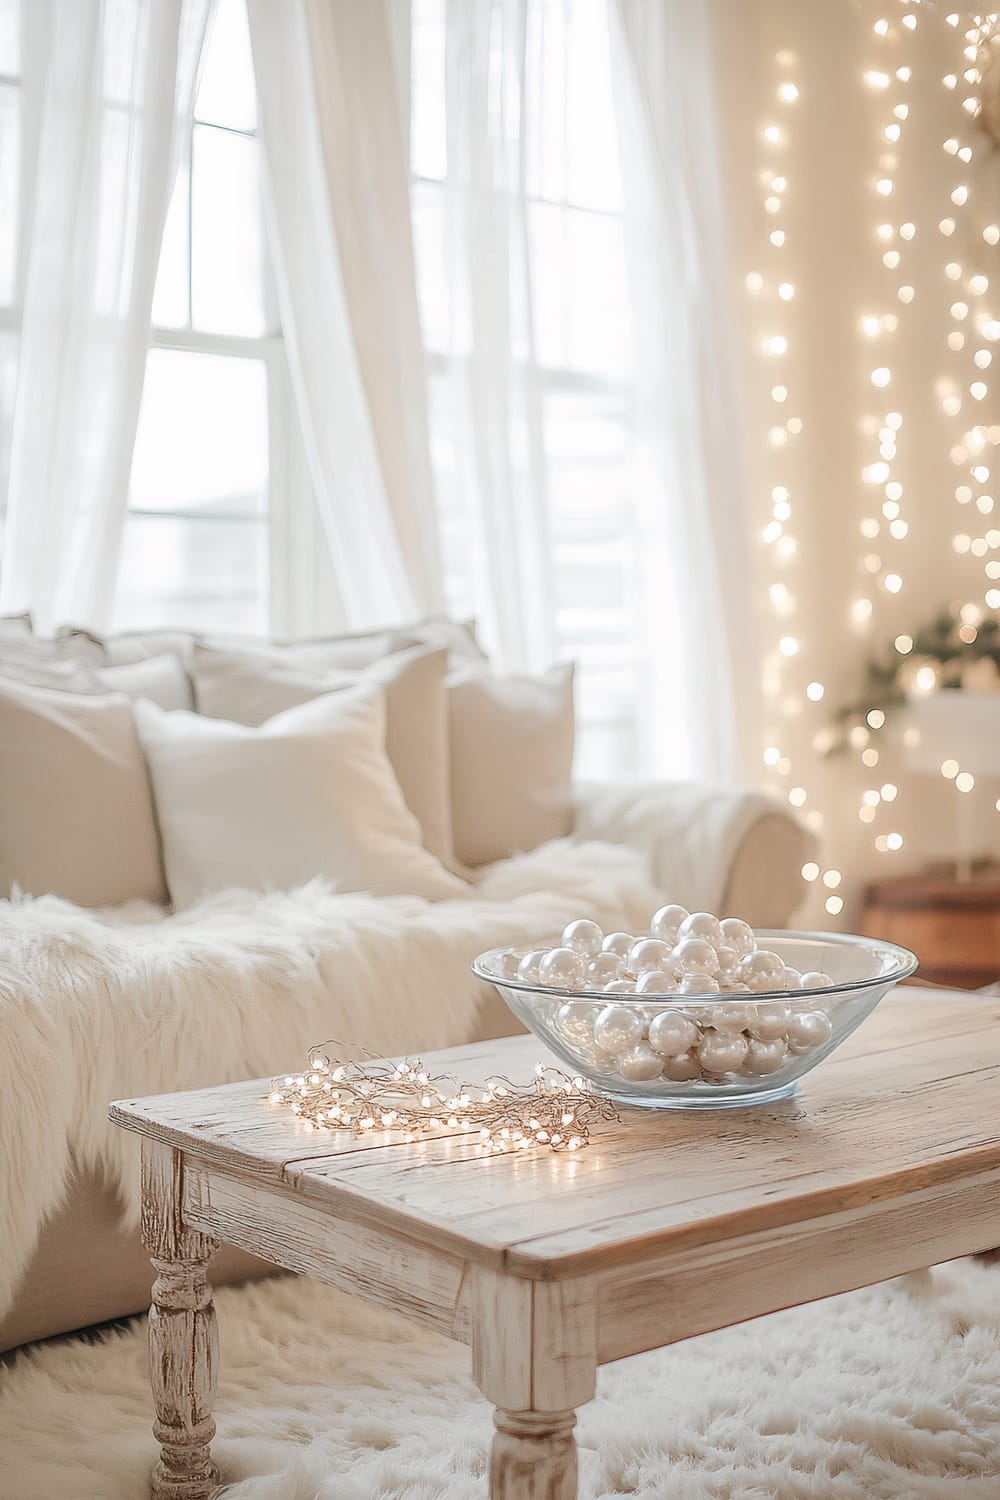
left=861, top=865, right=1000, bottom=989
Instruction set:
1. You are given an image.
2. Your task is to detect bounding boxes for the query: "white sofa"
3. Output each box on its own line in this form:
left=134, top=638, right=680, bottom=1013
left=0, top=616, right=813, bottom=1351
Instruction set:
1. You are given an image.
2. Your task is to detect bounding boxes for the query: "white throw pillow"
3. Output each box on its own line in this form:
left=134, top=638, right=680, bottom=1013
left=449, top=663, right=576, bottom=867
left=134, top=690, right=472, bottom=908
left=97, top=653, right=195, bottom=710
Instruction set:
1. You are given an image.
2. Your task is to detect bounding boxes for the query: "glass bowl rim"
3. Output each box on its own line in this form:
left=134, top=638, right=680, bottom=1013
left=471, top=928, right=918, bottom=1004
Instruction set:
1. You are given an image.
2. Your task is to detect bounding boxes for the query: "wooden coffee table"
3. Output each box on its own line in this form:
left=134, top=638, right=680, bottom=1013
left=110, top=988, right=1000, bottom=1500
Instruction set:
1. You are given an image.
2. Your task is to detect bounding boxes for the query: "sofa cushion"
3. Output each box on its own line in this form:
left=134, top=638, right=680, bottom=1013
left=59, top=615, right=486, bottom=668
left=98, top=653, right=195, bottom=710
left=0, top=678, right=166, bottom=906
left=449, top=663, right=576, bottom=867
left=190, top=643, right=454, bottom=864
left=0, top=613, right=32, bottom=636
left=134, top=690, right=472, bottom=907
left=0, top=636, right=194, bottom=708
left=0, top=630, right=105, bottom=690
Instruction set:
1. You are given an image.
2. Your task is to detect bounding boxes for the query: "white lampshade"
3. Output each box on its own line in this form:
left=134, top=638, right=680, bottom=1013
left=902, top=691, right=1000, bottom=776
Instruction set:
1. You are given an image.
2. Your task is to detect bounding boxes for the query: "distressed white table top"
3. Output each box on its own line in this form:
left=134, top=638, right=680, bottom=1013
left=111, top=988, right=1000, bottom=1282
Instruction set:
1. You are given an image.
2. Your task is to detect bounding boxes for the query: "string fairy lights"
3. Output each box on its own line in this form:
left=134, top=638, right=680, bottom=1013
left=268, top=1044, right=621, bottom=1154
left=752, top=1, right=1000, bottom=921
left=751, top=23, right=846, bottom=915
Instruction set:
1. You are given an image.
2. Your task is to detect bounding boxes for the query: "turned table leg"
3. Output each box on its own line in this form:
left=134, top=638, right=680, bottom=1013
left=490, top=1408, right=578, bottom=1500
left=141, top=1141, right=220, bottom=1500
left=472, top=1269, right=596, bottom=1500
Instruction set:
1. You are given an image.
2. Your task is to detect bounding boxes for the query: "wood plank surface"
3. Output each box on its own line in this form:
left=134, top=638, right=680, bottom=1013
left=181, top=1163, right=474, bottom=1344
left=594, top=1166, right=1000, bottom=1360
left=110, top=990, right=1000, bottom=1281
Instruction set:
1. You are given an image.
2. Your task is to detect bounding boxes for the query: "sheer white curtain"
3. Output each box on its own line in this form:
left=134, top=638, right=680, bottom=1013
left=246, top=0, right=444, bottom=628
left=0, top=0, right=213, bottom=633
left=410, top=0, right=750, bottom=782
left=421, top=0, right=558, bottom=670
left=609, top=0, right=756, bottom=782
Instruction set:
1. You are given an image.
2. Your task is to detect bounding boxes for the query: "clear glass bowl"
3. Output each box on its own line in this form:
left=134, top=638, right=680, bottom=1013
left=472, top=930, right=918, bottom=1109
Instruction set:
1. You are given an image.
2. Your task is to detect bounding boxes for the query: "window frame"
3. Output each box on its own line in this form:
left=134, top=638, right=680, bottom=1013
left=0, top=9, right=291, bottom=634
left=134, top=89, right=288, bottom=634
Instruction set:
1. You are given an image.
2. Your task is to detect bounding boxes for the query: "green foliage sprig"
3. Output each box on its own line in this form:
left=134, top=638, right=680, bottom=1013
left=827, top=608, right=1000, bottom=754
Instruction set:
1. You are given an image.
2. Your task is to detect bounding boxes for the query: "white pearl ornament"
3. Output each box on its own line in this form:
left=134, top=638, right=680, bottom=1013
left=799, top=971, right=834, bottom=990
left=556, top=1001, right=598, bottom=1045
left=562, top=919, right=604, bottom=957
left=648, top=1009, right=699, bottom=1057
left=744, top=1038, right=788, bottom=1075
left=786, top=1010, right=834, bottom=1053
left=538, top=947, right=587, bottom=989
left=747, top=1002, right=791, bottom=1042
left=650, top=904, right=688, bottom=943
left=617, top=1042, right=665, bottom=1081
left=707, top=1002, right=754, bottom=1033
left=602, top=931, right=636, bottom=958
left=715, top=945, right=739, bottom=980
left=636, top=970, right=675, bottom=994
left=739, top=950, right=787, bottom=992
left=719, top=917, right=755, bottom=958
left=586, top=952, right=624, bottom=986
left=673, top=938, right=720, bottom=976
left=662, top=1049, right=702, bottom=1081
left=678, top=972, right=720, bottom=994
left=594, top=1004, right=644, bottom=1054
left=678, top=911, right=724, bottom=948
left=628, top=938, right=673, bottom=974
left=517, top=949, right=547, bottom=983
left=697, top=1030, right=749, bottom=1072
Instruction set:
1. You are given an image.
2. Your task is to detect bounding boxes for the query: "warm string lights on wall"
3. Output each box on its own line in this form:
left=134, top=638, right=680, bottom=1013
left=752, top=2, right=1000, bottom=918
left=750, top=36, right=848, bottom=917
left=932, top=10, right=1000, bottom=813
left=856, top=6, right=1000, bottom=824
left=850, top=0, right=915, bottom=859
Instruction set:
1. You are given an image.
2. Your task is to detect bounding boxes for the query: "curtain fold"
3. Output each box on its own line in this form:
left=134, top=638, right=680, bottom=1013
left=609, top=0, right=758, bottom=783
left=431, top=0, right=558, bottom=671
left=0, top=0, right=213, bottom=633
left=247, top=0, right=444, bottom=629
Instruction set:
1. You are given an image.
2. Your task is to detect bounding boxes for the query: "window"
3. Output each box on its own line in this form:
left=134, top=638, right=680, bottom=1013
left=118, top=0, right=278, bottom=633
left=0, top=0, right=280, bottom=631
left=409, top=0, right=643, bottom=778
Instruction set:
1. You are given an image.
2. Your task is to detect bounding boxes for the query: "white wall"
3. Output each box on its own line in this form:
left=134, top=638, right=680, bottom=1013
left=712, top=0, right=1000, bottom=926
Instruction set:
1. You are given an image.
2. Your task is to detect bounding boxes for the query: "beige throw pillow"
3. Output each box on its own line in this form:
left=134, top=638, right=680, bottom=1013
left=0, top=678, right=166, bottom=907
left=449, top=664, right=576, bottom=867
left=134, top=690, right=471, bottom=908
left=190, top=643, right=455, bottom=865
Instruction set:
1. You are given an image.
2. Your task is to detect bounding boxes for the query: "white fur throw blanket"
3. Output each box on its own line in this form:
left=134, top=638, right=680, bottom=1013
left=0, top=840, right=660, bottom=1325
left=575, top=780, right=788, bottom=912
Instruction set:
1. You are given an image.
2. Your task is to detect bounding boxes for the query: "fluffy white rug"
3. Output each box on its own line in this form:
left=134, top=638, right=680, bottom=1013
left=1, top=1261, right=998, bottom=1499
left=0, top=840, right=660, bottom=1324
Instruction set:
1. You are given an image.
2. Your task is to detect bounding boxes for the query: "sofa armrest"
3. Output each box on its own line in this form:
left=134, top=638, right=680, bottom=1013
left=572, top=781, right=816, bottom=928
